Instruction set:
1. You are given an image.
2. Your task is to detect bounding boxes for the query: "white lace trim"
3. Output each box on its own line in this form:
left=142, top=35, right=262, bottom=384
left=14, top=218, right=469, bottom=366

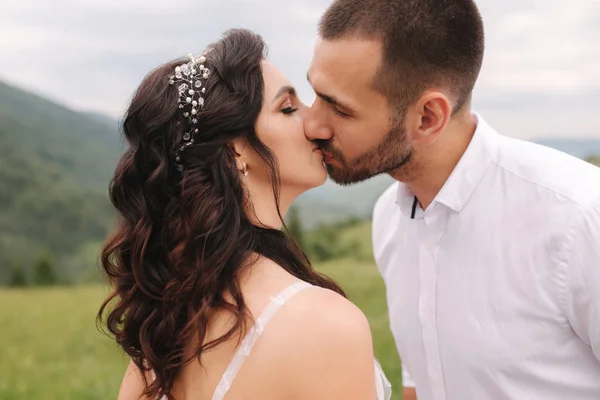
left=374, top=358, right=393, bottom=400
left=211, top=281, right=312, bottom=400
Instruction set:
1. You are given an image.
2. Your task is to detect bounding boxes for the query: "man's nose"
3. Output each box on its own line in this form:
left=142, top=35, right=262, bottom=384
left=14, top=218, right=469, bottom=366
left=304, top=103, right=333, bottom=141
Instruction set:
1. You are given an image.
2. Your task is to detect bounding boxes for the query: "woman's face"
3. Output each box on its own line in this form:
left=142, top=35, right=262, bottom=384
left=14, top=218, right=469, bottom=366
left=243, top=61, right=327, bottom=194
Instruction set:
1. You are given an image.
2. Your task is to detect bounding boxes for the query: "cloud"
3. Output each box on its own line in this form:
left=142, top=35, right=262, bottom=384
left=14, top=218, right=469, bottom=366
left=0, top=0, right=598, bottom=139
left=476, top=0, right=600, bottom=95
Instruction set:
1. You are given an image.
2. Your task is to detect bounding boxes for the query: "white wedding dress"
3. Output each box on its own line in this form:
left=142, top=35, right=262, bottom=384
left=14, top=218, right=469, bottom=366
left=155, top=280, right=392, bottom=400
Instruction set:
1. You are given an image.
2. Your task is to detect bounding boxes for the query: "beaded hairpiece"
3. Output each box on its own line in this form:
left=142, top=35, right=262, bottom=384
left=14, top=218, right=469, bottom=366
left=169, top=53, right=211, bottom=172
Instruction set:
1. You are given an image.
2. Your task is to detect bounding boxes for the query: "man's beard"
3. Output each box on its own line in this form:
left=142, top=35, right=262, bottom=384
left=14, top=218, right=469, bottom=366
left=318, top=121, right=414, bottom=185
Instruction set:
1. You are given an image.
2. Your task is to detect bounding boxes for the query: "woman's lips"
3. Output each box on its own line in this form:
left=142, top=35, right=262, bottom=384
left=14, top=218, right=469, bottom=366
left=313, top=147, right=334, bottom=164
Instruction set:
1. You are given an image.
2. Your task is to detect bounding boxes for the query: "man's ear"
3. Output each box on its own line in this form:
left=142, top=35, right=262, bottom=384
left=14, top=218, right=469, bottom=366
left=410, top=90, right=451, bottom=144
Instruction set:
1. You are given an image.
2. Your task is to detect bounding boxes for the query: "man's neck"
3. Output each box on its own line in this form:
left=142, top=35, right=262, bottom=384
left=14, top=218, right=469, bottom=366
left=393, top=112, right=477, bottom=211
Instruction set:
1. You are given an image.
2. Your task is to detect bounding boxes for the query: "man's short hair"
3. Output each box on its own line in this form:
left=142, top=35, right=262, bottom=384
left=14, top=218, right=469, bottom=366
left=319, top=0, right=485, bottom=114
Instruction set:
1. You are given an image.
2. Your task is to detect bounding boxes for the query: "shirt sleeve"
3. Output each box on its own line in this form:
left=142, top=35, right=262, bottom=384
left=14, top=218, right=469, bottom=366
left=566, top=196, right=600, bottom=361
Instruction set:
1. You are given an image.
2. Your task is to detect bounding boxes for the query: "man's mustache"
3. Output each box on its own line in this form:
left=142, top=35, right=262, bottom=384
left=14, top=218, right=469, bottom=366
left=313, top=139, right=338, bottom=158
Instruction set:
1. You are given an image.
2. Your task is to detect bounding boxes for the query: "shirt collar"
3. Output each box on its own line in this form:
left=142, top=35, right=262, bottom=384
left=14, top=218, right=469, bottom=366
left=396, top=112, right=499, bottom=218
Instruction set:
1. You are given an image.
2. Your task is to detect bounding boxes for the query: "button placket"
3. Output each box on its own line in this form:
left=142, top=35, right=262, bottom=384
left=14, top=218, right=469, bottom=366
left=417, top=210, right=448, bottom=400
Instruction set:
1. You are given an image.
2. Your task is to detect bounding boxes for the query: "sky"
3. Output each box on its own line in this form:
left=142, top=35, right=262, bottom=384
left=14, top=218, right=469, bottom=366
left=0, top=0, right=598, bottom=140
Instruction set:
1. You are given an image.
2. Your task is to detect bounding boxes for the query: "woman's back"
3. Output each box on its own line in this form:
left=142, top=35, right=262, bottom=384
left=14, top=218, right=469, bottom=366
left=120, top=259, right=380, bottom=400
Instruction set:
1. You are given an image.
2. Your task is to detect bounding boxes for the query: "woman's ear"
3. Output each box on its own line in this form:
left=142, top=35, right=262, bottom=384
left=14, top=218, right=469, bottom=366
left=229, top=138, right=244, bottom=157
left=229, top=138, right=249, bottom=176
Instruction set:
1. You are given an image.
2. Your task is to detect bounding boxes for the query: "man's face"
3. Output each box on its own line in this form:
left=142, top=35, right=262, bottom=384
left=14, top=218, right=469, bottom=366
left=305, top=37, right=414, bottom=185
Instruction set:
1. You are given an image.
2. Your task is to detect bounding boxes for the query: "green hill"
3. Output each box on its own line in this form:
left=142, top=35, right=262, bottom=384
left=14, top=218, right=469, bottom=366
left=0, top=81, right=122, bottom=284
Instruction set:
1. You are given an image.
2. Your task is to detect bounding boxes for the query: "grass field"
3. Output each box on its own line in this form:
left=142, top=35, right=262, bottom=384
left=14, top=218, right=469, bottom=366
left=0, top=257, right=402, bottom=399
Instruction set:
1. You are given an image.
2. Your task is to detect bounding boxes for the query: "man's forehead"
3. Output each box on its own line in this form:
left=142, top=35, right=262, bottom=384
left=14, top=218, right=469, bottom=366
left=309, top=37, right=382, bottom=97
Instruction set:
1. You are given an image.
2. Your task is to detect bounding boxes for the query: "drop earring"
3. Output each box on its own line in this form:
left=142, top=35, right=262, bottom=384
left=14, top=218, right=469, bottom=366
left=242, top=162, right=248, bottom=176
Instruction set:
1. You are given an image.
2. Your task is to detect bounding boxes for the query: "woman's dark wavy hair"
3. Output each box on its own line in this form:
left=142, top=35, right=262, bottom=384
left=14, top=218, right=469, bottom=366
left=97, top=28, right=345, bottom=400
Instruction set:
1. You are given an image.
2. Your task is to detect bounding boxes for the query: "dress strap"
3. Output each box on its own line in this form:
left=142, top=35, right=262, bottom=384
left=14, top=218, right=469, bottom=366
left=211, top=281, right=312, bottom=400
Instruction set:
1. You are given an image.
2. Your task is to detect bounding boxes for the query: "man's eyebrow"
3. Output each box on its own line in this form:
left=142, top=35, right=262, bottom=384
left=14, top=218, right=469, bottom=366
left=273, top=85, right=296, bottom=103
left=316, top=92, right=350, bottom=110
left=307, top=72, right=353, bottom=111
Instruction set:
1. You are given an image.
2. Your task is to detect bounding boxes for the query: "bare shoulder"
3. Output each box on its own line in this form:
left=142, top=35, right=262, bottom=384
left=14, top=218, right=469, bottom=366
left=286, top=285, right=373, bottom=339
left=270, top=285, right=376, bottom=399
left=117, top=360, right=153, bottom=400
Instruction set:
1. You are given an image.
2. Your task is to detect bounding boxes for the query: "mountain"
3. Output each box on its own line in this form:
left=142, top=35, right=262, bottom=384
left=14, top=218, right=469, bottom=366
left=533, top=139, right=600, bottom=160
left=293, top=175, right=394, bottom=228
left=82, top=111, right=121, bottom=132
left=0, top=81, right=122, bottom=188
left=0, top=80, right=122, bottom=284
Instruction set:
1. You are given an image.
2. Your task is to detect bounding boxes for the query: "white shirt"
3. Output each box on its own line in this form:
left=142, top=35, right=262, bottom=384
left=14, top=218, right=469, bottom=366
left=372, top=113, right=600, bottom=400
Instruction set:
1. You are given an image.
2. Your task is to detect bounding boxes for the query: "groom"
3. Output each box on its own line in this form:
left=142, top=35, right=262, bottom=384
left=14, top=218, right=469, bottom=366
left=305, top=0, right=600, bottom=399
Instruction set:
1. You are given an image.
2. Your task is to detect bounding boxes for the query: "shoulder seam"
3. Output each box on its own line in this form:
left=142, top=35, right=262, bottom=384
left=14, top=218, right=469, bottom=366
left=491, top=159, right=599, bottom=207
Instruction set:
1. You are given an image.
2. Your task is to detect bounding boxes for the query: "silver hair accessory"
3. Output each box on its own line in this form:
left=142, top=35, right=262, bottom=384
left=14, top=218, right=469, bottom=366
left=169, top=52, right=211, bottom=172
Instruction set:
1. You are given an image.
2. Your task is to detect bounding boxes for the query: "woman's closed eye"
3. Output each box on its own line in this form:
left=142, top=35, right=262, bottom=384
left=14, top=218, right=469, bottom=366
left=281, top=106, right=299, bottom=115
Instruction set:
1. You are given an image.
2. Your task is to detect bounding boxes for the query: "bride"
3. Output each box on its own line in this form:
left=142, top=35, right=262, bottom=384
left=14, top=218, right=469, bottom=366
left=98, top=28, right=391, bottom=400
